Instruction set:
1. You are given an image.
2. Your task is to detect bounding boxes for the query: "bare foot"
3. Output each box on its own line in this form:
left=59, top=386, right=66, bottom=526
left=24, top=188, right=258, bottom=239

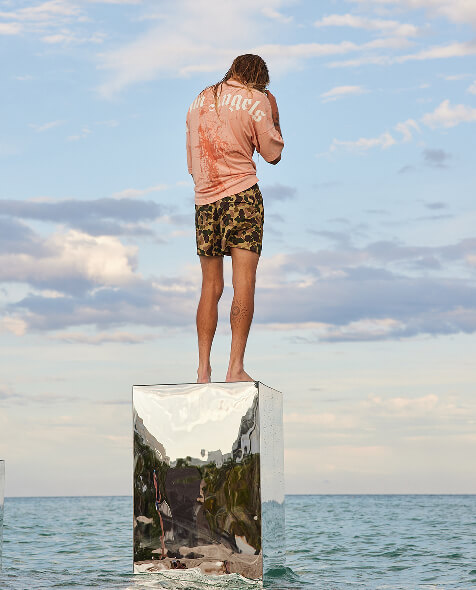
left=197, top=366, right=212, bottom=383
left=225, top=369, right=254, bottom=382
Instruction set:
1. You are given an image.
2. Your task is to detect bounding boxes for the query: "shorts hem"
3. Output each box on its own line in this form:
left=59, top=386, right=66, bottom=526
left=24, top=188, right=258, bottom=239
left=197, top=244, right=261, bottom=257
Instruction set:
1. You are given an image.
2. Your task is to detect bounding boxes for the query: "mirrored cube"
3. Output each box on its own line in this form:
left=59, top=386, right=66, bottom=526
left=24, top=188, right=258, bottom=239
left=0, top=460, right=4, bottom=570
left=132, top=381, right=284, bottom=580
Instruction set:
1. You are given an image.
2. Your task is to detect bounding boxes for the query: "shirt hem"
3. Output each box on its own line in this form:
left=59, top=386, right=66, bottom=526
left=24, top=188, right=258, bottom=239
left=194, top=176, right=259, bottom=206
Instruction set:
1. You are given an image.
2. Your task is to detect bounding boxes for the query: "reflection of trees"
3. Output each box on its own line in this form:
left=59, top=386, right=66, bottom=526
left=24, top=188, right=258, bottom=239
left=199, top=453, right=261, bottom=552
left=134, top=430, right=262, bottom=561
left=134, top=431, right=170, bottom=561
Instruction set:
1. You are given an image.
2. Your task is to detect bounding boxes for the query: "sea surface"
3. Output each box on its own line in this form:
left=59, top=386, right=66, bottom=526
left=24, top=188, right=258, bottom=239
left=0, top=495, right=475, bottom=589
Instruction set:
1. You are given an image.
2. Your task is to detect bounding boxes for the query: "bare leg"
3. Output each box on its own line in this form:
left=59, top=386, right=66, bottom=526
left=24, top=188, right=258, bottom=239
left=196, top=255, right=224, bottom=383
left=226, top=247, right=259, bottom=382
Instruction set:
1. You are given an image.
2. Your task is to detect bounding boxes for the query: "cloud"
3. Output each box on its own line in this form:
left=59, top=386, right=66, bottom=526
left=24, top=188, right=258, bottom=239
left=314, top=13, right=420, bottom=37
left=260, top=5, right=293, bottom=23
left=468, top=80, right=476, bottom=94
left=0, top=0, right=82, bottom=22
left=2, top=200, right=476, bottom=342
left=67, top=126, right=92, bottom=141
left=0, top=316, right=28, bottom=336
left=50, top=330, right=157, bottom=344
left=94, top=0, right=271, bottom=98
left=0, top=21, right=22, bottom=34
left=329, top=99, right=473, bottom=155
left=111, top=184, right=168, bottom=199
left=421, top=99, right=476, bottom=129
left=362, top=393, right=441, bottom=417
left=424, top=201, right=447, bottom=210
left=348, top=0, right=476, bottom=30
left=0, top=197, right=164, bottom=236
left=41, top=30, right=107, bottom=45
left=0, top=383, right=81, bottom=407
left=0, top=229, right=139, bottom=293
left=330, top=131, right=396, bottom=152
left=92, top=0, right=419, bottom=98
left=320, top=85, right=369, bottom=103
left=29, top=120, right=65, bottom=132
left=398, top=164, right=416, bottom=174
left=261, top=183, right=297, bottom=201
left=0, top=0, right=91, bottom=40
left=0, top=217, right=46, bottom=255
left=394, top=118, right=420, bottom=141
left=327, top=40, right=476, bottom=68
left=285, top=412, right=357, bottom=429
left=423, top=148, right=452, bottom=168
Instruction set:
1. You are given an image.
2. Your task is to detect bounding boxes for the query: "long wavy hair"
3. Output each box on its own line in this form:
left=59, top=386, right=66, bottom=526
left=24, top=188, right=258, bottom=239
left=202, top=54, right=270, bottom=115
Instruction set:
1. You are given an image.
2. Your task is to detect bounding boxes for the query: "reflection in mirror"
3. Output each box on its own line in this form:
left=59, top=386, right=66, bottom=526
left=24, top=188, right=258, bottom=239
left=132, top=382, right=284, bottom=580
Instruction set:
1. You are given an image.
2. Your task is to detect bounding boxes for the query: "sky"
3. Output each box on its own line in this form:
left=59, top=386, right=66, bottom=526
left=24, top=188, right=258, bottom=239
left=0, top=0, right=475, bottom=497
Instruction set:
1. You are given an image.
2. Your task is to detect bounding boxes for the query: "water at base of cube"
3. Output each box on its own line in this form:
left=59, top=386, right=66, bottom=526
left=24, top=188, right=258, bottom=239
left=132, top=381, right=285, bottom=580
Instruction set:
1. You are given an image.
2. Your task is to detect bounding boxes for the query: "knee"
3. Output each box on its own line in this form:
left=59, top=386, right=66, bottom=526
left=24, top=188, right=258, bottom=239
left=232, top=274, right=256, bottom=293
left=204, top=279, right=224, bottom=301
left=215, top=280, right=224, bottom=300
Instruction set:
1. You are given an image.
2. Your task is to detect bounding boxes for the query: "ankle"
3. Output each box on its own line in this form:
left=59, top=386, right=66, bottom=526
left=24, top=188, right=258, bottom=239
left=227, top=361, right=244, bottom=374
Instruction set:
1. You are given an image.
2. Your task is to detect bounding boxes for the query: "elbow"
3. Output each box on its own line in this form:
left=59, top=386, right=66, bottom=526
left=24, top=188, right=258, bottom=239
left=269, top=154, right=281, bottom=165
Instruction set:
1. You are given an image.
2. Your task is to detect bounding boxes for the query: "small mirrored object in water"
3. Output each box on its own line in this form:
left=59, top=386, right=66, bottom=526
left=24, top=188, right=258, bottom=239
left=132, top=381, right=284, bottom=580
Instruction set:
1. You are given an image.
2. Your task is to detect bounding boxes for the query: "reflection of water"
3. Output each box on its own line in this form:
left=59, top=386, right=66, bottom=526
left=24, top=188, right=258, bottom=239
left=124, top=565, right=305, bottom=589
left=125, top=568, right=263, bottom=589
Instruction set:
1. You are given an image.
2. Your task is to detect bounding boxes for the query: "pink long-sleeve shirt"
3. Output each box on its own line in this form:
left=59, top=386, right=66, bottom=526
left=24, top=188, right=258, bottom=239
left=186, top=80, right=284, bottom=205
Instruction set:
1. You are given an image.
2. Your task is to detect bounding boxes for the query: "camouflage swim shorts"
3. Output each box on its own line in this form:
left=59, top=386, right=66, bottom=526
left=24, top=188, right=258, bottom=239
left=195, top=183, right=264, bottom=257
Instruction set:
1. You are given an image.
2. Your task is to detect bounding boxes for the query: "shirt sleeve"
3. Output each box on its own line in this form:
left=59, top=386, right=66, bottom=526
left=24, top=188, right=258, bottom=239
left=186, top=115, right=192, bottom=175
left=250, top=94, right=284, bottom=163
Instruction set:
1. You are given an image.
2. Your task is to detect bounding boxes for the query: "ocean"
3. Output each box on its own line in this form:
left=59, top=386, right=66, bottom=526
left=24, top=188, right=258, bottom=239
left=0, top=495, right=474, bottom=589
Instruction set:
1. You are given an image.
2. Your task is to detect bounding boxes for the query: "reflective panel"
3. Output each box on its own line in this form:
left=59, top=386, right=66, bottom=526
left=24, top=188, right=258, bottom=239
left=0, top=460, right=4, bottom=570
left=132, top=382, right=284, bottom=580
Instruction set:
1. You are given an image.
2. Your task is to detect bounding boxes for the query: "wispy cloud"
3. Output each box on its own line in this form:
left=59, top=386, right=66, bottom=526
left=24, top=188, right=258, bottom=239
left=330, top=131, right=396, bottom=152
left=67, top=126, right=92, bottom=141
left=314, top=13, right=420, bottom=37
left=327, top=39, right=476, bottom=68
left=50, top=330, right=157, bottom=344
left=320, top=85, right=369, bottom=103
left=348, top=0, right=476, bottom=30
left=111, top=184, right=168, bottom=199
left=328, top=99, right=473, bottom=154
left=29, top=120, right=65, bottom=132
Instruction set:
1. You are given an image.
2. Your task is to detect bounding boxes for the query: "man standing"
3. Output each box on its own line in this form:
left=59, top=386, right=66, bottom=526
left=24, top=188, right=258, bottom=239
left=186, top=54, right=284, bottom=384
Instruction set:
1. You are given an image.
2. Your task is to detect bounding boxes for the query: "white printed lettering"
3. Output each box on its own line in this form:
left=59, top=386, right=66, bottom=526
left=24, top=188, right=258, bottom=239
left=241, top=98, right=252, bottom=110
left=221, top=94, right=231, bottom=107
left=230, top=94, right=242, bottom=110
left=248, top=100, right=260, bottom=116
left=252, top=109, right=265, bottom=122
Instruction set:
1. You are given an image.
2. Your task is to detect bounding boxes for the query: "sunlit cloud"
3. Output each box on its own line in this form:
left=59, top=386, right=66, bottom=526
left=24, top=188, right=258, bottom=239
left=320, top=85, right=369, bottom=103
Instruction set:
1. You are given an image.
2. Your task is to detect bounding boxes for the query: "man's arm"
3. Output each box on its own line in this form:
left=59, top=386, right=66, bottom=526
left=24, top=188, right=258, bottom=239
left=186, top=118, right=193, bottom=175
left=265, top=89, right=282, bottom=164
left=265, top=90, right=282, bottom=139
